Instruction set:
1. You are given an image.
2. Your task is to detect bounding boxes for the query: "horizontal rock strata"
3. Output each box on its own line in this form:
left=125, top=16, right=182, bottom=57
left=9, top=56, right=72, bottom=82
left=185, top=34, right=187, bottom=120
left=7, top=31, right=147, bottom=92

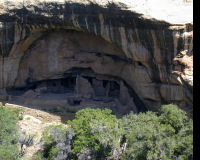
left=0, top=0, right=193, bottom=116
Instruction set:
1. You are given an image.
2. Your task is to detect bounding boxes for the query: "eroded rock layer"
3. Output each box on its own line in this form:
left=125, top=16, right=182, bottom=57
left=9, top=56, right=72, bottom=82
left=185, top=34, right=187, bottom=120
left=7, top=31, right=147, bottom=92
left=0, top=0, right=193, bottom=116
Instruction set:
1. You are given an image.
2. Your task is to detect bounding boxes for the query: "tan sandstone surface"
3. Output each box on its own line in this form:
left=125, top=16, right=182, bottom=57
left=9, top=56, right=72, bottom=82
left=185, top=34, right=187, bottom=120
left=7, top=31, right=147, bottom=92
left=0, top=0, right=193, bottom=115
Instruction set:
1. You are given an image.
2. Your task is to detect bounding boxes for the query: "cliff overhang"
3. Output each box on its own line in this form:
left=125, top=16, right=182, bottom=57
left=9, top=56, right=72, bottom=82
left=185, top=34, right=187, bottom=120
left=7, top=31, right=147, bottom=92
left=0, top=0, right=193, bottom=116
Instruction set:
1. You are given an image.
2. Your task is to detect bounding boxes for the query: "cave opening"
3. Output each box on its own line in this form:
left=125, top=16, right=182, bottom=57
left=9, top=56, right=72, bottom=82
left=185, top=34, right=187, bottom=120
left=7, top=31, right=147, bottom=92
left=2, top=30, right=148, bottom=117
left=5, top=67, right=146, bottom=116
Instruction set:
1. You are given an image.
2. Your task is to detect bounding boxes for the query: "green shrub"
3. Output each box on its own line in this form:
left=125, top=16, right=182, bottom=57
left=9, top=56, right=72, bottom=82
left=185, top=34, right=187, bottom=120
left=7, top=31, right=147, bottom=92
left=41, top=124, right=66, bottom=159
left=121, top=104, right=193, bottom=160
left=38, top=124, right=74, bottom=160
left=159, top=104, right=189, bottom=133
left=0, top=106, right=22, bottom=160
left=36, top=105, right=193, bottom=160
left=32, top=151, right=47, bottom=160
left=159, top=105, right=193, bottom=159
left=68, top=108, right=122, bottom=159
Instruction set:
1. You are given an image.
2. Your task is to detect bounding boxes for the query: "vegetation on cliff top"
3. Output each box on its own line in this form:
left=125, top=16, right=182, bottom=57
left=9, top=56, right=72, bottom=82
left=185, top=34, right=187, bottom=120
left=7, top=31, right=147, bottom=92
left=36, top=104, right=193, bottom=160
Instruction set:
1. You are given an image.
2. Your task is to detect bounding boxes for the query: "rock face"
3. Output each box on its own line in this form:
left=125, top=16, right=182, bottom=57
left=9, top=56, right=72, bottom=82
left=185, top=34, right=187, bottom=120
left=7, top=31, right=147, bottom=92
left=0, top=0, right=193, bottom=116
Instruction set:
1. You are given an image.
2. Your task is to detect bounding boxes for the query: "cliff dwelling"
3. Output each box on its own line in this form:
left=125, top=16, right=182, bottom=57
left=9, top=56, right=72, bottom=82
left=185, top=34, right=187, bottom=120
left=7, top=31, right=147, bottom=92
left=2, top=30, right=147, bottom=116
left=0, top=1, right=193, bottom=160
left=0, top=1, right=193, bottom=116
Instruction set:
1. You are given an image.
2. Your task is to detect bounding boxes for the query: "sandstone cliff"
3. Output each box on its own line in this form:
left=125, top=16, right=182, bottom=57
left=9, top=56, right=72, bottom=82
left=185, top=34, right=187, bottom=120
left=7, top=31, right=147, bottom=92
left=0, top=0, right=193, bottom=115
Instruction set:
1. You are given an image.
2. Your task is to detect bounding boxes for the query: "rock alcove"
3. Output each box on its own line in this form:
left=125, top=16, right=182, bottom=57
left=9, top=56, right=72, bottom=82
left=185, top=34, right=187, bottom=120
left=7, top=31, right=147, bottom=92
left=0, top=1, right=193, bottom=116
left=4, top=30, right=147, bottom=116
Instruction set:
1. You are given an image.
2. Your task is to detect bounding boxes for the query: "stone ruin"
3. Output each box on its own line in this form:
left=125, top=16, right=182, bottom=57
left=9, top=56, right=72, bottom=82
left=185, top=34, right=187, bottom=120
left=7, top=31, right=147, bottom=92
left=0, top=0, right=193, bottom=116
left=4, top=68, right=141, bottom=116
